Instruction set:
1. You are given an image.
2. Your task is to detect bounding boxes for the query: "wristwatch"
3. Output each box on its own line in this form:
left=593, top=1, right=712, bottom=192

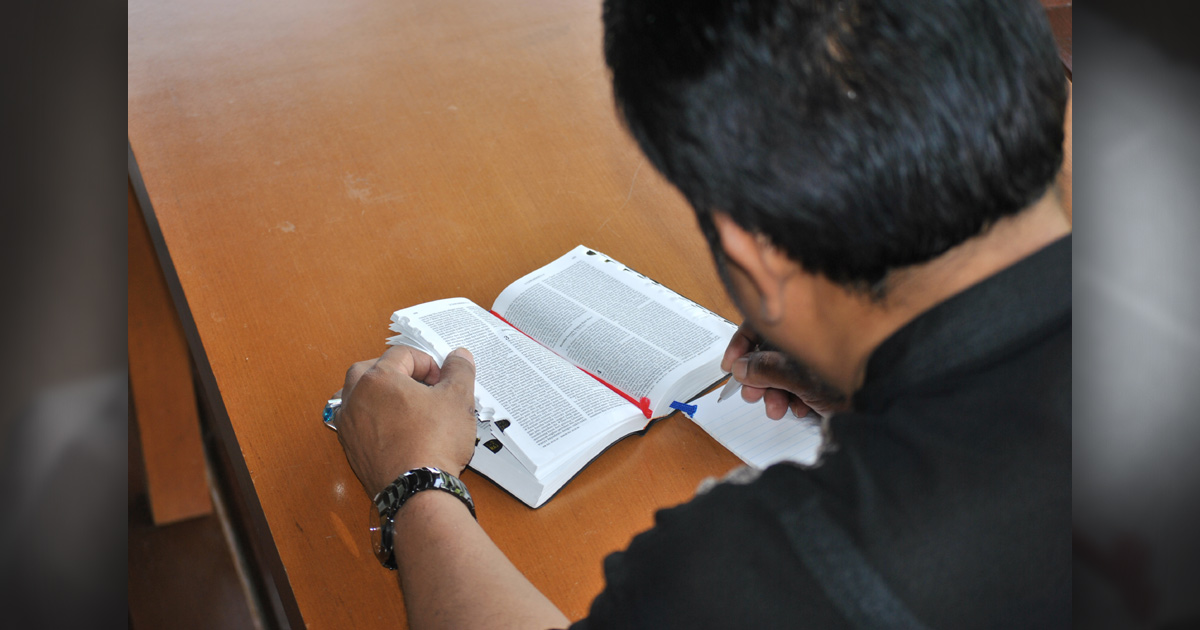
left=369, top=466, right=476, bottom=570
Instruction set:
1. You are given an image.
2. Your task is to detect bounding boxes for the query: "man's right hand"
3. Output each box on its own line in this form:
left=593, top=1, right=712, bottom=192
left=721, top=323, right=849, bottom=420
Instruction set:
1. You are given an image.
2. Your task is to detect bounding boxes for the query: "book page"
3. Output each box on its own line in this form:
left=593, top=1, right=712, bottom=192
left=387, top=298, right=635, bottom=473
left=686, top=387, right=824, bottom=469
left=492, top=246, right=736, bottom=415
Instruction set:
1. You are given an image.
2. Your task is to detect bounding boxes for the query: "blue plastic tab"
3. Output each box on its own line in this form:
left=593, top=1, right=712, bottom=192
left=669, top=401, right=698, bottom=417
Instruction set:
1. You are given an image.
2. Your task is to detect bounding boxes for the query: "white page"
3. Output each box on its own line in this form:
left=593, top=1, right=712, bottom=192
left=387, top=298, right=635, bottom=474
left=467, top=418, right=549, bottom=507
left=686, top=386, right=825, bottom=469
left=492, top=246, right=735, bottom=415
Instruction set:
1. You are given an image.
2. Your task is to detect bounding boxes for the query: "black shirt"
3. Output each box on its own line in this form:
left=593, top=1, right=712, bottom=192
left=571, top=236, right=1071, bottom=629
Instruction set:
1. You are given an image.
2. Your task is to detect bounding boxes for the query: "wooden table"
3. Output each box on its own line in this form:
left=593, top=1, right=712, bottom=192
left=128, top=0, right=744, bottom=627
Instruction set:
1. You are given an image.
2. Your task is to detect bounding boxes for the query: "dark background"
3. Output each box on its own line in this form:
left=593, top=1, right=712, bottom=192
left=0, top=1, right=127, bottom=629
left=1073, top=2, right=1200, bottom=626
left=0, top=1, right=1197, bottom=627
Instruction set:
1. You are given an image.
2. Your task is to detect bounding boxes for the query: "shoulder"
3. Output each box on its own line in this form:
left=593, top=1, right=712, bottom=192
left=815, top=374, right=1071, bottom=625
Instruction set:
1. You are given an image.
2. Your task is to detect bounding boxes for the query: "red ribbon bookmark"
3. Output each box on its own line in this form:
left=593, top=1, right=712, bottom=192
left=489, top=310, right=654, bottom=419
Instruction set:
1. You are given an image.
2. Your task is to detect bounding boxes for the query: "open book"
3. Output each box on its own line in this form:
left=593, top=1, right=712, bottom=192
left=387, top=246, right=737, bottom=507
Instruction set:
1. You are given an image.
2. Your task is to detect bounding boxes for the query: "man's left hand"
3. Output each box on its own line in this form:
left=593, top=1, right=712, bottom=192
left=334, top=346, right=477, bottom=498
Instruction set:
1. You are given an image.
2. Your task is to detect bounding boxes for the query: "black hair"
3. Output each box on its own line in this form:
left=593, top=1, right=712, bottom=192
left=603, top=0, right=1068, bottom=290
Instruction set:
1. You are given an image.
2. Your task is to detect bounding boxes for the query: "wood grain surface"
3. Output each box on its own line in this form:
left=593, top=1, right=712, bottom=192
left=129, top=0, right=743, bottom=627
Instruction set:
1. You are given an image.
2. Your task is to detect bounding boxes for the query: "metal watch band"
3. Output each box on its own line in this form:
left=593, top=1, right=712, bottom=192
left=372, top=467, right=476, bottom=569
left=375, top=467, right=476, bottom=520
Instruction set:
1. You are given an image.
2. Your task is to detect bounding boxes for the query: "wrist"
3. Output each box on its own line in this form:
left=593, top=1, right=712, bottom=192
left=370, top=466, right=476, bottom=569
left=393, top=487, right=475, bottom=525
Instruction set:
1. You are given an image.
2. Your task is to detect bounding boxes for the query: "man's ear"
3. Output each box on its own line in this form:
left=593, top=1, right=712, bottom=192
left=711, top=213, right=798, bottom=323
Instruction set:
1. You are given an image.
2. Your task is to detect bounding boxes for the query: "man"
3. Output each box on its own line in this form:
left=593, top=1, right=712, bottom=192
left=332, top=0, right=1070, bottom=627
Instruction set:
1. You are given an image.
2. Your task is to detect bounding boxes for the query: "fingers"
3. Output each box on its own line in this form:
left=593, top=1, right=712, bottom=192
left=789, top=397, right=814, bottom=419
left=343, top=360, right=374, bottom=399
left=745, top=383, right=811, bottom=420
left=376, top=344, right=442, bottom=384
left=763, top=388, right=791, bottom=420
left=743, top=383, right=814, bottom=420
left=721, top=323, right=761, bottom=372
left=436, top=347, right=476, bottom=399
left=342, top=346, right=440, bottom=404
left=741, top=384, right=766, bottom=403
left=731, top=350, right=796, bottom=390
left=342, top=346, right=471, bottom=400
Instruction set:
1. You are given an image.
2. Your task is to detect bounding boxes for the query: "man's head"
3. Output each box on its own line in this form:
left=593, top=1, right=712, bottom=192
left=602, top=0, right=1068, bottom=295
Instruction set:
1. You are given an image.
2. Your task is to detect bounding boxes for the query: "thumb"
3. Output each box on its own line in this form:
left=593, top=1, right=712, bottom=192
left=732, top=351, right=797, bottom=390
left=437, top=347, right=477, bottom=397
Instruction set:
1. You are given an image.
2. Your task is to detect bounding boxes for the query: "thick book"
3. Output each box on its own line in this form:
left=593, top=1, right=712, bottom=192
left=386, top=245, right=737, bottom=507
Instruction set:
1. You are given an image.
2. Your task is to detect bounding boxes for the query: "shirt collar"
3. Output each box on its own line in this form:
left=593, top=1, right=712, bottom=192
left=853, top=235, right=1071, bottom=412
